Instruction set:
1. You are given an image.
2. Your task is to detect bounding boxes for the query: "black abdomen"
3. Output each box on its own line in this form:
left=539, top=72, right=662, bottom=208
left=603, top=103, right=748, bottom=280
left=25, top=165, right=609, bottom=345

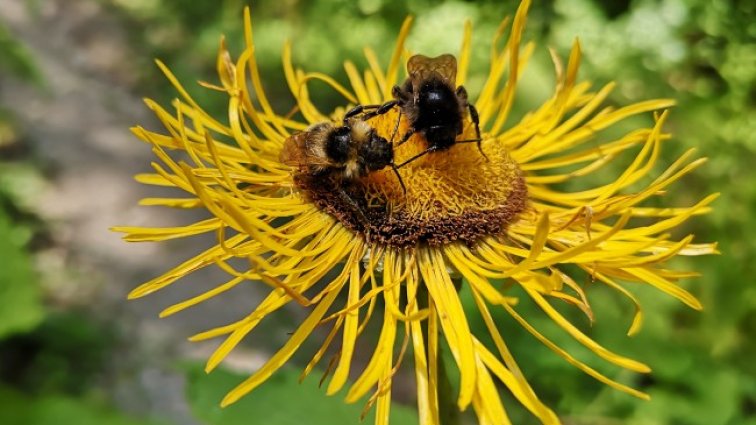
left=413, top=79, right=463, bottom=151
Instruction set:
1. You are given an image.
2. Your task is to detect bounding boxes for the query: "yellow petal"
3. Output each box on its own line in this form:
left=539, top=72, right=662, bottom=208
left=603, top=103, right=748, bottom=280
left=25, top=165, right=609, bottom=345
left=221, top=285, right=343, bottom=406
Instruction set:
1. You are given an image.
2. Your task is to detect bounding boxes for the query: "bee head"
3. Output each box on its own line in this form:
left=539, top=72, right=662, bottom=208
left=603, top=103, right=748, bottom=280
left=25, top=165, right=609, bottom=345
left=362, top=132, right=394, bottom=171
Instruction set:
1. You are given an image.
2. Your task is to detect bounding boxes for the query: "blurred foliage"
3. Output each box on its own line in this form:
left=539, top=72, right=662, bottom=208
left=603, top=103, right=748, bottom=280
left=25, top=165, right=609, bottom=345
left=0, top=62, right=162, bottom=424
left=0, top=161, right=163, bottom=423
left=0, top=313, right=113, bottom=395
left=0, top=138, right=47, bottom=339
left=100, top=0, right=549, bottom=114
left=0, top=314, right=164, bottom=425
left=0, top=386, right=166, bottom=425
left=0, top=15, right=43, bottom=152
left=1, top=0, right=754, bottom=424
left=0, top=20, right=43, bottom=87
left=0, top=193, right=44, bottom=338
left=183, top=363, right=417, bottom=424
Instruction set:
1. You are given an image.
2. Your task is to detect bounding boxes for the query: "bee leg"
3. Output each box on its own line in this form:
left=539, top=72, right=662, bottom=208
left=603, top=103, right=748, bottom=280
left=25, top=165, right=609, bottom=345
left=336, top=187, right=371, bottom=233
left=343, top=104, right=379, bottom=125
left=360, top=100, right=399, bottom=122
left=457, top=86, right=487, bottom=161
left=396, top=145, right=437, bottom=169
left=377, top=99, right=399, bottom=114
left=344, top=100, right=398, bottom=122
left=395, top=127, right=416, bottom=147
left=460, top=101, right=488, bottom=161
left=468, top=102, right=487, bottom=161
left=390, top=163, right=407, bottom=194
left=391, top=85, right=403, bottom=100
left=390, top=110, right=403, bottom=143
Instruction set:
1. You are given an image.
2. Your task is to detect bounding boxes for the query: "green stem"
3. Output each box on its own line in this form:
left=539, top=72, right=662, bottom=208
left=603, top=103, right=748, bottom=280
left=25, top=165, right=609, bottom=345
left=418, top=278, right=462, bottom=425
left=437, top=342, right=461, bottom=425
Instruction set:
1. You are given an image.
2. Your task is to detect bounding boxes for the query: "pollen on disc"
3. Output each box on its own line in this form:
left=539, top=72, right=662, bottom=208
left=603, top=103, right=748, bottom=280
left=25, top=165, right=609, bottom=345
left=295, top=109, right=527, bottom=248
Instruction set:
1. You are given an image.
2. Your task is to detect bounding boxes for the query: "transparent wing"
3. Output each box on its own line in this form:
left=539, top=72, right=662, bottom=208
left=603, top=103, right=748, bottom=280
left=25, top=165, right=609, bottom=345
left=279, top=132, right=309, bottom=167
left=407, top=54, right=457, bottom=86
left=279, top=127, right=333, bottom=169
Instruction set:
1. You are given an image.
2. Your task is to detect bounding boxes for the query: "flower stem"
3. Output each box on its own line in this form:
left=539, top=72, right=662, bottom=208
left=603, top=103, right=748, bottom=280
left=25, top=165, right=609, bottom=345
left=418, top=277, right=462, bottom=425
left=437, top=341, right=461, bottom=425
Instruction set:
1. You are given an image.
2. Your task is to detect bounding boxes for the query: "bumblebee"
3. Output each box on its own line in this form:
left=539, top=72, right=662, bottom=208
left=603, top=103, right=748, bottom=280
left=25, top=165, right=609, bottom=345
left=280, top=114, right=404, bottom=189
left=346, top=54, right=484, bottom=167
left=280, top=112, right=406, bottom=226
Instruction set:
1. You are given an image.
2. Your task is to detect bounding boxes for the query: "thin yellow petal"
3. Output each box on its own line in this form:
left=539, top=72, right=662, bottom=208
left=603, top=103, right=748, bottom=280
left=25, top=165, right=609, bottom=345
left=457, top=20, right=473, bottom=87
left=385, top=16, right=414, bottom=95
left=419, top=248, right=476, bottom=410
left=221, top=285, right=343, bottom=406
left=327, top=261, right=363, bottom=394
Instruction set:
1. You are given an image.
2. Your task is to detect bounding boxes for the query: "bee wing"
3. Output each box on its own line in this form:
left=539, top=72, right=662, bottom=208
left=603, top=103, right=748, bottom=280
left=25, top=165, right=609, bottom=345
left=279, top=129, right=334, bottom=169
left=407, top=54, right=458, bottom=86
left=279, top=132, right=309, bottom=167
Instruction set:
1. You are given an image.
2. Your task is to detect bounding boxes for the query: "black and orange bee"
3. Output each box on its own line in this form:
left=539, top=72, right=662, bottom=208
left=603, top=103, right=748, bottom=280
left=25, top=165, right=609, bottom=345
left=280, top=112, right=404, bottom=190
left=348, top=54, right=484, bottom=167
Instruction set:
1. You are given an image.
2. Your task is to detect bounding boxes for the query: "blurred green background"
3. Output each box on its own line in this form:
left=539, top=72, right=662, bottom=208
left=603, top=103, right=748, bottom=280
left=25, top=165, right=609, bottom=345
left=0, top=0, right=754, bottom=424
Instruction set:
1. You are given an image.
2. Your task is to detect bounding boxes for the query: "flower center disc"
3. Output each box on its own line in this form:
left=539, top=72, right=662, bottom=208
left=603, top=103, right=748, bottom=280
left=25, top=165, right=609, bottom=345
left=296, top=109, right=527, bottom=248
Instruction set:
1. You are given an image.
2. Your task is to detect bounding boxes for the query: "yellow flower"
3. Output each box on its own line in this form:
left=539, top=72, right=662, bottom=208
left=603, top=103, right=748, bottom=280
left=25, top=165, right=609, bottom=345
left=114, top=1, right=717, bottom=423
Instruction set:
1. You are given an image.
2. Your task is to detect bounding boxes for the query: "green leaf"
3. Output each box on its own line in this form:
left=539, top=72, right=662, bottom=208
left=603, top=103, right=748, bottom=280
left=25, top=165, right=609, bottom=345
left=0, top=386, right=165, bottom=425
left=0, top=211, right=44, bottom=339
left=183, top=362, right=417, bottom=425
left=0, top=21, right=44, bottom=86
